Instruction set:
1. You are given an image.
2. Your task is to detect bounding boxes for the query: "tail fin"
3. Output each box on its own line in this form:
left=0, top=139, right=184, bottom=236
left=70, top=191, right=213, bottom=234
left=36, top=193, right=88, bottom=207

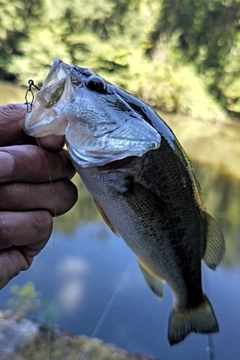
left=168, top=295, right=219, bottom=346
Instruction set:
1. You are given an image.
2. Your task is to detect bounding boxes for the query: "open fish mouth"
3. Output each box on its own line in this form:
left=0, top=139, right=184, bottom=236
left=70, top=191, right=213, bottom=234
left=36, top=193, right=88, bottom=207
left=23, top=59, right=75, bottom=136
left=23, top=58, right=161, bottom=167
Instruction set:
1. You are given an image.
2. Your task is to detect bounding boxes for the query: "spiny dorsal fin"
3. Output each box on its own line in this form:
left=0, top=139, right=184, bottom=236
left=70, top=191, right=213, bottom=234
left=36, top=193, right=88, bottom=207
left=93, top=199, right=120, bottom=237
left=203, top=213, right=225, bottom=270
left=138, top=258, right=164, bottom=299
left=168, top=294, right=219, bottom=346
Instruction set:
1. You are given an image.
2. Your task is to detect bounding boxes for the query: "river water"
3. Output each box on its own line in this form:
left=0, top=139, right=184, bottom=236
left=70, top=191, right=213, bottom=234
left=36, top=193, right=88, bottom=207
left=0, top=82, right=240, bottom=360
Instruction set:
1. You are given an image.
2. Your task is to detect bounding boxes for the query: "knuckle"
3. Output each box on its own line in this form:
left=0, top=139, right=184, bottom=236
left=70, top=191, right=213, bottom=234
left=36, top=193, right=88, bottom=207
left=53, top=180, right=78, bottom=215
left=0, top=210, right=53, bottom=247
left=33, top=210, right=53, bottom=235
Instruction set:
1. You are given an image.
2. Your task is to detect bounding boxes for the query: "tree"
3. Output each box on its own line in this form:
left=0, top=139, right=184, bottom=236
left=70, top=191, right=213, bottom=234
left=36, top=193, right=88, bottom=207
left=147, top=0, right=240, bottom=113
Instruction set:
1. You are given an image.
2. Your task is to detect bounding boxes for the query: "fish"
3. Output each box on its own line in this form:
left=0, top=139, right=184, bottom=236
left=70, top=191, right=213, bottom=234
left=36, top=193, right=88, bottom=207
left=23, top=58, right=225, bottom=345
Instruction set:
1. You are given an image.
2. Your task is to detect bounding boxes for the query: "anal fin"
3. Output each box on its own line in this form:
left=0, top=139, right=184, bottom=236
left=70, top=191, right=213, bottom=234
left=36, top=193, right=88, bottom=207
left=203, top=213, right=225, bottom=270
left=93, top=200, right=120, bottom=237
left=138, top=258, right=164, bottom=299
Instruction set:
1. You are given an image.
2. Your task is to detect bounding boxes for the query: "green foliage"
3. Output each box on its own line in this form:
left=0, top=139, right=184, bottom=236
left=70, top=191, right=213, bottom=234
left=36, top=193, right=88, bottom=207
left=0, top=0, right=44, bottom=70
left=149, top=0, right=240, bottom=114
left=0, top=0, right=236, bottom=117
left=7, top=281, right=41, bottom=317
left=120, top=44, right=223, bottom=120
left=38, top=300, right=60, bottom=325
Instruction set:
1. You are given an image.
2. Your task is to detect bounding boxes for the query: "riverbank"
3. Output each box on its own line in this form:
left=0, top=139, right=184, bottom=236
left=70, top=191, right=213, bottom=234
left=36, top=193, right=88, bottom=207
left=0, top=310, right=156, bottom=360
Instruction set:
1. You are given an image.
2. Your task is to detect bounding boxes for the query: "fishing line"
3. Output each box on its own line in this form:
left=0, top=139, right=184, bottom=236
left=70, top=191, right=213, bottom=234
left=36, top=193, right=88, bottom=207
left=206, top=334, right=214, bottom=360
left=79, top=257, right=134, bottom=360
left=36, top=137, right=58, bottom=360
left=203, top=265, right=215, bottom=360
left=25, top=80, right=57, bottom=359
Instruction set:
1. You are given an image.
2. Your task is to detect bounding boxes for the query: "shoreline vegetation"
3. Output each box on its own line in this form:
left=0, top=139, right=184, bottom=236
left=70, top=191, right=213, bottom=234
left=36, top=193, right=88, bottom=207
left=0, top=310, right=155, bottom=360
left=0, top=79, right=239, bottom=181
left=1, top=0, right=240, bottom=119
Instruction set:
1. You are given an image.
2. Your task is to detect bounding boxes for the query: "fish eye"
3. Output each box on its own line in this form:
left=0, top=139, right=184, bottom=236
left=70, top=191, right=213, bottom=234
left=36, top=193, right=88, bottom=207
left=85, top=76, right=107, bottom=93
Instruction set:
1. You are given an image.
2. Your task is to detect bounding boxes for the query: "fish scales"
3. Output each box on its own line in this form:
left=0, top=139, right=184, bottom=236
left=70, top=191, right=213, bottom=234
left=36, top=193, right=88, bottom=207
left=76, top=137, right=205, bottom=304
left=23, top=58, right=225, bottom=345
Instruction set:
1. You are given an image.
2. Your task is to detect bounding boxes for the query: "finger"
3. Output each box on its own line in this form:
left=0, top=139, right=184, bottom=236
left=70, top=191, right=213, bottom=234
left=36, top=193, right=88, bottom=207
left=0, top=210, right=52, bottom=289
left=0, top=104, right=27, bottom=145
left=0, top=145, right=76, bottom=182
left=0, top=248, right=31, bottom=289
left=0, top=179, right=78, bottom=216
left=37, top=135, right=65, bottom=151
left=0, top=210, right=52, bottom=249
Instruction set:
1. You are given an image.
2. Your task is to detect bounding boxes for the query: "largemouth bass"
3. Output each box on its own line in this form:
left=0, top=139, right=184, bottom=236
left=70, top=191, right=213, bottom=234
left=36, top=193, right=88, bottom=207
left=23, top=59, right=225, bottom=345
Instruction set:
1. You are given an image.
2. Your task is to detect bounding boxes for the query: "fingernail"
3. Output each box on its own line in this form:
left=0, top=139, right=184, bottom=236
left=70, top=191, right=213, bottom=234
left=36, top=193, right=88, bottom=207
left=0, top=152, right=14, bottom=179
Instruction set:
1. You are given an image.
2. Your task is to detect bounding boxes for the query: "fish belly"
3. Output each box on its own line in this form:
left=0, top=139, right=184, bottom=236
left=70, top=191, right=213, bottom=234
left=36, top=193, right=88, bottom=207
left=75, top=160, right=203, bottom=308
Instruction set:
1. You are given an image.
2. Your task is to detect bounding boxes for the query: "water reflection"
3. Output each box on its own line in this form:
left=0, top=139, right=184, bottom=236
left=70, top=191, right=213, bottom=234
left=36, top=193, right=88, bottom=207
left=57, top=257, right=89, bottom=313
left=194, top=163, right=240, bottom=268
left=2, top=219, right=239, bottom=360
left=0, top=161, right=239, bottom=359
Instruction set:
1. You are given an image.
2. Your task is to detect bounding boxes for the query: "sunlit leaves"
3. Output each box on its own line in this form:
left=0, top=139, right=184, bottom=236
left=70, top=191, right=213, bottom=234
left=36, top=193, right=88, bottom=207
left=151, top=0, right=240, bottom=113
left=0, top=0, right=236, bottom=116
left=7, top=281, right=41, bottom=317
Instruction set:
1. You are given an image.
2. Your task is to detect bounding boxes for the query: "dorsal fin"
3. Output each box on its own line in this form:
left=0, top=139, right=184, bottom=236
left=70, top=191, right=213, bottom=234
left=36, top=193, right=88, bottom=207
left=137, top=258, right=164, bottom=299
left=93, top=199, right=120, bottom=237
left=203, top=213, right=225, bottom=270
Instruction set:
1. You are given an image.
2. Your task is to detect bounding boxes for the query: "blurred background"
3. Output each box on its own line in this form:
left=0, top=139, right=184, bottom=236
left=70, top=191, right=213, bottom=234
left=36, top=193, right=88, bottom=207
left=0, top=1, right=240, bottom=359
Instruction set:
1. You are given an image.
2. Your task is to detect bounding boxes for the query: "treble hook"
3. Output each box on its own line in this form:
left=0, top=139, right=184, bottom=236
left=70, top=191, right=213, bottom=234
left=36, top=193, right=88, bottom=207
left=25, top=79, right=41, bottom=113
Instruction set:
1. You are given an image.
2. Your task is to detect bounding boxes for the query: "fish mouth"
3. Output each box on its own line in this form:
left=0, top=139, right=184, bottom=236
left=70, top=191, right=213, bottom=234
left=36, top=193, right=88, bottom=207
left=23, top=58, right=95, bottom=137
left=41, top=58, right=72, bottom=90
left=24, top=103, right=68, bottom=136
left=24, top=61, right=73, bottom=136
left=23, top=58, right=161, bottom=167
left=23, top=112, right=68, bottom=137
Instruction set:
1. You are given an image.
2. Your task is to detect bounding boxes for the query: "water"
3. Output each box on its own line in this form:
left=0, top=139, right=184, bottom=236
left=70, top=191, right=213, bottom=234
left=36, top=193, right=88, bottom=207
left=0, top=166, right=239, bottom=359
left=1, top=82, right=240, bottom=359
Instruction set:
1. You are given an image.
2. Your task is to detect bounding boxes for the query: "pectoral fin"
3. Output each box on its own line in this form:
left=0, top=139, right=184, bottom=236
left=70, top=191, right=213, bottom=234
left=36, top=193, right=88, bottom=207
left=203, top=213, right=225, bottom=270
left=138, top=258, right=164, bottom=299
left=93, top=200, right=120, bottom=237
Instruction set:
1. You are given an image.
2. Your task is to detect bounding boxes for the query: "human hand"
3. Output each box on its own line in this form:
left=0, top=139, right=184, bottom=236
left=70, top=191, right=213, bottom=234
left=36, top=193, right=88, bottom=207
left=0, top=104, right=77, bottom=289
